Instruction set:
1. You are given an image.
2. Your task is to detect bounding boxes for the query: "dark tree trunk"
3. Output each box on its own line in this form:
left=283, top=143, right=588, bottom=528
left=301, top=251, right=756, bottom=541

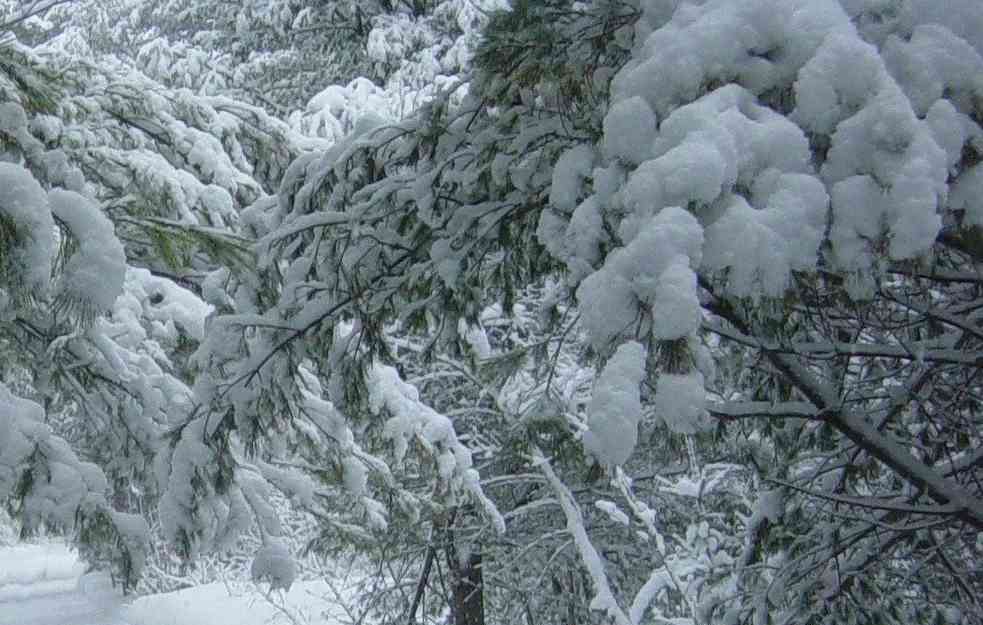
left=443, top=510, right=484, bottom=625
left=449, top=548, right=484, bottom=625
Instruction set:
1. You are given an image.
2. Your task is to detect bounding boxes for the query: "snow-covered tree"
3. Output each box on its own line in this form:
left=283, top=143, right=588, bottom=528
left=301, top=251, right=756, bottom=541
left=199, top=0, right=983, bottom=623
left=533, top=0, right=983, bottom=623
left=4, top=0, right=983, bottom=624
left=1, top=4, right=319, bottom=590
left=78, top=0, right=504, bottom=119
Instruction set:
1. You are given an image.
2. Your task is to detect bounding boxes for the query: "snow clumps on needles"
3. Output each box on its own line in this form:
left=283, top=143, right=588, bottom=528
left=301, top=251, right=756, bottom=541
left=542, top=0, right=983, bottom=464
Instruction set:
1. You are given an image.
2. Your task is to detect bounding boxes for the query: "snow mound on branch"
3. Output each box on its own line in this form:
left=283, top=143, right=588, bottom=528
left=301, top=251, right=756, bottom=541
left=555, top=0, right=978, bottom=321
left=126, top=268, right=214, bottom=342
left=371, top=363, right=505, bottom=533
left=583, top=341, right=647, bottom=466
left=48, top=188, right=127, bottom=314
left=290, top=78, right=392, bottom=141
left=655, top=372, right=710, bottom=435
left=550, top=145, right=596, bottom=212
left=881, top=23, right=983, bottom=118
left=576, top=207, right=703, bottom=351
left=704, top=174, right=828, bottom=297
left=950, top=164, right=983, bottom=226
left=0, top=163, right=54, bottom=296
left=603, top=96, right=657, bottom=165
left=0, top=384, right=132, bottom=540
left=614, top=0, right=850, bottom=118
left=652, top=257, right=701, bottom=340
left=795, top=27, right=949, bottom=268
left=250, top=540, right=297, bottom=592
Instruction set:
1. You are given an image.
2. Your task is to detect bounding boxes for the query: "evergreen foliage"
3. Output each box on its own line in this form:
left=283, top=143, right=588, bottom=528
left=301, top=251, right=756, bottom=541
left=2, top=0, right=983, bottom=623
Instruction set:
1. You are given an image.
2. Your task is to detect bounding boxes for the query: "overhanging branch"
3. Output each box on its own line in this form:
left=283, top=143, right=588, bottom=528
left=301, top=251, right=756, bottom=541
left=701, top=277, right=983, bottom=530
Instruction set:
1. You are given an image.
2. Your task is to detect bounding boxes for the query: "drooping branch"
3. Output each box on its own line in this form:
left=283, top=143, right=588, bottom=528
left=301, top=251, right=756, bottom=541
left=701, top=277, right=983, bottom=531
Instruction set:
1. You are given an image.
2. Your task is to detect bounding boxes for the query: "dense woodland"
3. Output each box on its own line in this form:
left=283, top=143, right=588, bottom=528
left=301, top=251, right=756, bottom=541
left=2, top=1, right=983, bottom=624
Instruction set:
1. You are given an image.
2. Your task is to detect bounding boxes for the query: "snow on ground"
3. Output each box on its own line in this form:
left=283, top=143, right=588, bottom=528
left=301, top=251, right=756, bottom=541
left=0, top=542, right=125, bottom=625
left=0, top=541, right=85, bottom=588
left=124, top=580, right=350, bottom=625
left=0, top=542, right=354, bottom=625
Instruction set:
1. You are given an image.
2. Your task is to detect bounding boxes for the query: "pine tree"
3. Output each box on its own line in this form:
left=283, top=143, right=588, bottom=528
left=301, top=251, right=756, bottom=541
left=1, top=2, right=308, bottom=590
left=202, top=0, right=983, bottom=622
left=3, top=1, right=983, bottom=623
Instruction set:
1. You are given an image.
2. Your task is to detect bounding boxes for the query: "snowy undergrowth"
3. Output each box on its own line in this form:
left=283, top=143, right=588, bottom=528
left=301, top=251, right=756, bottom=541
left=139, top=492, right=320, bottom=596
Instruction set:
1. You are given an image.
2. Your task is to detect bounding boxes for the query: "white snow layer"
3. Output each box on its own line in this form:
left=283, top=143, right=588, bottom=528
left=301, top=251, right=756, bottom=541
left=0, top=542, right=85, bottom=588
left=371, top=363, right=506, bottom=533
left=125, top=579, right=351, bottom=625
left=575, top=207, right=703, bottom=351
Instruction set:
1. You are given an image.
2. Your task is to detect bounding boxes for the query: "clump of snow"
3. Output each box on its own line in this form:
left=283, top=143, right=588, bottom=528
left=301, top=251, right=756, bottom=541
left=951, top=165, right=983, bottom=226
left=612, top=0, right=850, bottom=118
left=48, top=189, right=127, bottom=314
left=0, top=101, right=29, bottom=136
left=924, top=100, right=977, bottom=172
left=290, top=78, right=393, bottom=141
left=250, top=539, right=297, bottom=592
left=576, top=269, right=638, bottom=351
left=550, top=145, right=596, bottom=212
left=793, top=30, right=888, bottom=136
left=0, top=163, right=55, bottom=295
left=603, top=96, right=657, bottom=164
left=583, top=342, right=647, bottom=466
left=126, top=268, right=213, bottom=341
left=562, top=196, right=607, bottom=283
left=582, top=0, right=971, bottom=304
left=157, top=416, right=217, bottom=555
left=655, top=372, right=709, bottom=435
left=459, top=320, right=492, bottom=361
left=652, top=259, right=700, bottom=340
left=576, top=207, right=703, bottom=351
left=757, top=488, right=784, bottom=523
left=882, top=23, right=983, bottom=117
left=341, top=456, right=368, bottom=497
left=624, top=138, right=728, bottom=212
left=703, top=174, right=828, bottom=297
left=110, top=511, right=150, bottom=580
left=793, top=26, right=950, bottom=269
left=0, top=383, right=136, bottom=552
left=595, top=500, right=631, bottom=526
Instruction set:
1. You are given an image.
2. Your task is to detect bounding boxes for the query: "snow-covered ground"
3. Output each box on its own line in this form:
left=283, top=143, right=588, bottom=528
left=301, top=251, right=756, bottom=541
left=125, top=580, right=349, bottom=625
left=0, top=542, right=125, bottom=625
left=0, top=542, right=85, bottom=589
left=0, top=542, right=351, bottom=625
